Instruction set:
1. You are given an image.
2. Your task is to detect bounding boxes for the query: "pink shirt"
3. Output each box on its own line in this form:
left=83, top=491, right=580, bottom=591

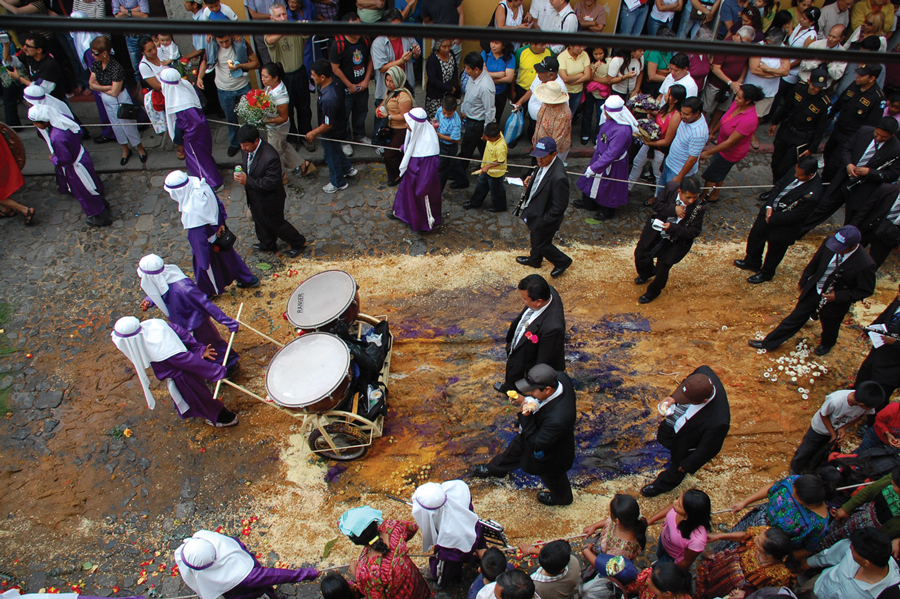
left=660, top=508, right=707, bottom=563
left=718, top=101, right=759, bottom=163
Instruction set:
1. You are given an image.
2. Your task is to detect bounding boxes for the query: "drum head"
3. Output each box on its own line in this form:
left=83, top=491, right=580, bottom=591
left=265, top=333, right=351, bottom=408
left=286, top=270, right=357, bottom=329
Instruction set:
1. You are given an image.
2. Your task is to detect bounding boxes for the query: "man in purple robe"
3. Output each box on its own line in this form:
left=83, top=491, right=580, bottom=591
left=164, top=170, right=260, bottom=297
left=175, top=530, right=318, bottom=599
left=112, top=316, right=239, bottom=428
left=575, top=95, right=639, bottom=221
left=28, top=104, right=111, bottom=227
left=23, top=85, right=75, bottom=194
left=390, top=107, right=443, bottom=232
left=159, top=67, right=224, bottom=191
left=137, top=253, right=240, bottom=374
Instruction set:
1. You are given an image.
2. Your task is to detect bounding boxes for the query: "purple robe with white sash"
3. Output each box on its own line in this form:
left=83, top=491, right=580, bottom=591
left=186, top=197, right=255, bottom=297
left=177, top=108, right=224, bottom=189
left=221, top=540, right=318, bottom=599
left=576, top=120, right=632, bottom=209
left=49, top=127, right=106, bottom=217
left=392, top=155, right=443, bottom=232
left=149, top=322, right=227, bottom=422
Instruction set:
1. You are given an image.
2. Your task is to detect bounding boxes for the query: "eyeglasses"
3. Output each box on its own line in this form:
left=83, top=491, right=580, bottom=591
left=91, top=49, right=102, bottom=55
left=23, top=43, right=36, bottom=49
left=865, top=20, right=875, bottom=25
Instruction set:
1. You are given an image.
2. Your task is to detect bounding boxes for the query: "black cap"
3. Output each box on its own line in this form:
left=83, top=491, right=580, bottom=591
left=856, top=63, right=883, bottom=78
left=515, top=364, right=559, bottom=393
left=809, top=67, right=828, bottom=88
left=533, top=56, right=559, bottom=73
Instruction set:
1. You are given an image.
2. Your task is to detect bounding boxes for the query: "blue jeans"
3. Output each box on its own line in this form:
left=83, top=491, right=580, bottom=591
left=855, top=427, right=887, bottom=454
left=567, top=91, right=582, bottom=120
left=618, top=3, right=649, bottom=36
left=218, top=84, right=252, bottom=149
left=125, top=36, right=142, bottom=82
left=659, top=164, right=676, bottom=189
left=344, top=87, right=369, bottom=140
left=581, top=94, right=606, bottom=141
left=647, top=16, right=673, bottom=35
left=322, top=138, right=352, bottom=187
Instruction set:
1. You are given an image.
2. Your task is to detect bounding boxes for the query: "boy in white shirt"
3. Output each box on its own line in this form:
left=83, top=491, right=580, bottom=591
left=790, top=381, right=885, bottom=474
left=156, top=33, right=181, bottom=66
left=471, top=548, right=508, bottom=599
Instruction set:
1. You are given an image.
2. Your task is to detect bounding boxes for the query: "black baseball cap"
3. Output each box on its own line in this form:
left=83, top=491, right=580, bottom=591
left=809, top=67, right=828, bottom=88
left=516, top=364, right=559, bottom=393
left=533, top=56, right=559, bottom=73
left=856, top=64, right=883, bottom=78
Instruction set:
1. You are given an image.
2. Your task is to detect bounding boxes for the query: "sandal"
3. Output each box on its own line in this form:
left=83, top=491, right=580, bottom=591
left=298, top=160, right=317, bottom=177
left=23, top=207, right=35, bottom=226
left=176, top=146, right=186, bottom=160
left=750, top=139, right=760, bottom=151
left=0, top=208, right=15, bottom=218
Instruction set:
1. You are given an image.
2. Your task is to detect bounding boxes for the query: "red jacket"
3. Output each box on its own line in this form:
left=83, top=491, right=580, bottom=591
left=874, top=402, right=900, bottom=443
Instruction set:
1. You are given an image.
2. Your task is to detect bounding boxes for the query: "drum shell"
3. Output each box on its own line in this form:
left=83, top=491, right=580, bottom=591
left=299, top=290, right=361, bottom=334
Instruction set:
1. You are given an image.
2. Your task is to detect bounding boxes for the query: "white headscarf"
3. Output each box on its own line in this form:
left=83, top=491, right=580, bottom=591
left=399, top=107, right=440, bottom=177
left=111, top=317, right=187, bottom=409
left=69, top=11, right=102, bottom=70
left=28, top=104, right=81, bottom=134
left=23, top=84, right=74, bottom=117
left=411, top=480, right=479, bottom=553
left=598, top=95, right=639, bottom=134
left=164, top=170, right=220, bottom=230
left=2, top=591, right=77, bottom=599
left=159, top=67, right=202, bottom=140
left=138, top=254, right=188, bottom=317
left=174, top=531, right=255, bottom=599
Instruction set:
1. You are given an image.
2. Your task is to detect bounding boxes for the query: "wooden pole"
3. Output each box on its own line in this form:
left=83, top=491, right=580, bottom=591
left=235, top=318, right=285, bottom=348
left=214, top=302, right=243, bottom=399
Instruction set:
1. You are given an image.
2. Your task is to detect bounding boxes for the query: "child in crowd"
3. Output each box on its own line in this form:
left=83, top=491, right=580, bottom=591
left=156, top=33, right=181, bottom=66
left=518, top=540, right=582, bottom=599
left=320, top=573, right=355, bottom=599
left=436, top=95, right=468, bottom=190
left=470, top=547, right=508, bottom=599
left=463, top=122, right=508, bottom=212
left=790, top=381, right=885, bottom=475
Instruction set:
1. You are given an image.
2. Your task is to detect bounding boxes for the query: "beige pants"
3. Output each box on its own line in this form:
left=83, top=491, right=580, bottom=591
left=267, top=126, right=305, bottom=173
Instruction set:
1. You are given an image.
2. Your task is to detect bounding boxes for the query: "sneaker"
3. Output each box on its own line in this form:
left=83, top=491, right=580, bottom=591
left=323, top=182, right=349, bottom=194
left=214, top=184, right=225, bottom=193
left=357, top=136, right=372, bottom=145
left=345, top=167, right=358, bottom=177
left=376, top=147, right=385, bottom=156
left=342, top=143, right=353, bottom=156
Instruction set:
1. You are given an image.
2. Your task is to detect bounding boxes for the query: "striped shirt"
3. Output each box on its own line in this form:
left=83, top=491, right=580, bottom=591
left=73, top=0, right=105, bottom=18
left=437, top=110, right=461, bottom=144
left=666, top=116, right=708, bottom=177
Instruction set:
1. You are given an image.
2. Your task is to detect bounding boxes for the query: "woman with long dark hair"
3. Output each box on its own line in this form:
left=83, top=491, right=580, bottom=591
left=696, top=527, right=794, bottom=599
left=646, top=489, right=712, bottom=570
left=481, top=40, right=515, bottom=122
left=582, top=493, right=649, bottom=560
left=628, top=83, right=687, bottom=191
left=629, top=559, right=694, bottom=599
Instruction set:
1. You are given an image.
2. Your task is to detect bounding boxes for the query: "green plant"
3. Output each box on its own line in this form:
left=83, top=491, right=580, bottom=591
left=0, top=388, right=9, bottom=415
left=0, top=301, right=15, bottom=358
left=107, top=425, right=126, bottom=439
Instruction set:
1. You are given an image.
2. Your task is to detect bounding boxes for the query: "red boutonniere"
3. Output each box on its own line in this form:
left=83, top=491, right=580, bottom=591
left=525, top=332, right=539, bottom=343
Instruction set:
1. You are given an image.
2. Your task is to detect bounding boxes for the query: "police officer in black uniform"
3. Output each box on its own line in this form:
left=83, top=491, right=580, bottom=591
left=768, top=67, right=831, bottom=184
left=823, top=64, right=887, bottom=182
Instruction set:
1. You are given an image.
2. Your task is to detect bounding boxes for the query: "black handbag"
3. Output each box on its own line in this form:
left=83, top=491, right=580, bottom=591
left=372, top=116, right=392, bottom=146
left=211, top=226, right=237, bottom=252
left=875, top=220, right=900, bottom=247
left=116, top=103, right=141, bottom=120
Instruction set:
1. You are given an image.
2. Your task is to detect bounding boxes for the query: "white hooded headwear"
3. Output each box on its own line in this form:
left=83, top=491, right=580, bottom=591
left=399, top=107, right=440, bottom=177
left=174, top=531, right=255, bottom=599
left=23, top=84, right=74, bottom=118
left=598, top=95, right=639, bottom=134
left=111, top=317, right=187, bottom=410
left=69, top=12, right=103, bottom=70
left=159, top=67, right=202, bottom=140
left=138, top=254, right=188, bottom=317
left=164, top=170, right=220, bottom=230
left=411, top=480, right=479, bottom=552
left=28, top=104, right=81, bottom=135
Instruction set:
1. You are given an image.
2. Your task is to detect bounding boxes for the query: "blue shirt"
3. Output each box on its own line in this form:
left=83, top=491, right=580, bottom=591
left=318, top=80, right=347, bottom=140
left=111, top=0, right=148, bottom=14
left=481, top=50, right=515, bottom=94
left=717, top=0, right=742, bottom=38
left=666, top=116, right=709, bottom=177
left=437, top=110, right=461, bottom=145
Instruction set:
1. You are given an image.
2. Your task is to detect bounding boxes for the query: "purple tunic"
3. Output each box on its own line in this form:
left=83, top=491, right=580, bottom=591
left=177, top=107, right=224, bottom=189
left=428, top=520, right=486, bottom=585
left=392, top=155, right=443, bottom=232
left=84, top=50, right=116, bottom=140
left=186, top=198, right=255, bottom=297
left=576, top=120, right=632, bottom=209
left=145, top=278, right=240, bottom=369
left=49, top=127, right=106, bottom=217
left=149, top=322, right=227, bottom=422
left=222, top=540, right=318, bottom=599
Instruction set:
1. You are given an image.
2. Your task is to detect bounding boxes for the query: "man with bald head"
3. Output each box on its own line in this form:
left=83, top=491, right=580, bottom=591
left=798, top=25, right=847, bottom=91
left=641, top=365, right=730, bottom=497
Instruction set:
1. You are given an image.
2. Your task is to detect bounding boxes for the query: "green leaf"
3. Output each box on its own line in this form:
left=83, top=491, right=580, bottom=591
left=82, top=562, right=93, bottom=571
left=584, top=218, right=602, bottom=225
left=322, top=536, right=340, bottom=559
left=257, top=263, right=272, bottom=271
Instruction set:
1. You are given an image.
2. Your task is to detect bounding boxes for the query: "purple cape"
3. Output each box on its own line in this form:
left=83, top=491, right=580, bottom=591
left=149, top=322, right=227, bottom=422
left=392, top=155, right=443, bottom=232
left=49, top=127, right=106, bottom=217
left=222, top=539, right=318, bottom=599
left=146, top=278, right=240, bottom=369
left=177, top=107, right=224, bottom=189
left=186, top=197, right=255, bottom=297
left=576, top=120, right=632, bottom=209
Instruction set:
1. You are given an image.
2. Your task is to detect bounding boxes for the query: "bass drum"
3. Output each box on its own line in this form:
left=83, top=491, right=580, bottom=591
left=0, top=123, right=26, bottom=170
left=265, top=332, right=354, bottom=413
left=286, top=270, right=360, bottom=333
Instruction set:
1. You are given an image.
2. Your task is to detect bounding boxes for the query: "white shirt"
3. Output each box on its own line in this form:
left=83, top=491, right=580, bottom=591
left=548, top=4, right=578, bottom=54
left=673, top=386, right=715, bottom=433
left=528, top=74, right=566, bottom=120
left=744, top=48, right=783, bottom=97
left=158, top=41, right=181, bottom=62
left=476, top=582, right=497, bottom=599
left=529, top=0, right=557, bottom=32
left=266, top=82, right=290, bottom=131
left=608, top=56, right=643, bottom=95
left=530, top=381, right=564, bottom=414
left=650, top=0, right=681, bottom=23
left=811, top=390, right=875, bottom=435
left=659, top=72, right=698, bottom=98
left=809, top=539, right=900, bottom=599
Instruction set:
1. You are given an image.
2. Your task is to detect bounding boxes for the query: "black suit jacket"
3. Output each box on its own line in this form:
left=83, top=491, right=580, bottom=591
left=520, top=157, right=570, bottom=233
left=860, top=183, right=900, bottom=236
left=656, top=365, right=730, bottom=473
left=829, top=129, right=900, bottom=224
left=646, top=181, right=706, bottom=265
left=865, top=299, right=900, bottom=386
left=517, top=371, right=577, bottom=475
left=761, top=171, right=822, bottom=244
left=505, top=286, right=566, bottom=387
left=240, top=139, right=286, bottom=208
left=798, top=239, right=877, bottom=306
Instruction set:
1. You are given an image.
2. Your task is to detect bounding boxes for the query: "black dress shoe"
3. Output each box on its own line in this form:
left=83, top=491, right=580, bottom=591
left=734, top=259, right=761, bottom=271
left=493, top=382, right=509, bottom=394
left=227, top=146, right=240, bottom=157
left=462, top=202, right=480, bottom=209
left=488, top=206, right=507, bottom=213
left=640, top=483, right=666, bottom=498
left=93, top=135, right=113, bottom=144
left=236, top=275, right=261, bottom=289
left=550, top=262, right=571, bottom=278
left=120, top=150, right=132, bottom=166
left=814, top=344, right=833, bottom=356
left=638, top=293, right=658, bottom=304
left=516, top=256, right=541, bottom=268
left=387, top=178, right=401, bottom=187
left=285, top=247, right=305, bottom=258
left=139, top=152, right=148, bottom=164
left=449, top=181, right=469, bottom=189
left=537, top=491, right=571, bottom=506
left=634, top=275, right=652, bottom=285
left=748, top=339, right=766, bottom=349
left=387, top=209, right=400, bottom=220
left=747, top=273, right=773, bottom=284
left=572, top=199, right=598, bottom=211
left=471, top=464, right=505, bottom=479
left=252, top=243, right=277, bottom=252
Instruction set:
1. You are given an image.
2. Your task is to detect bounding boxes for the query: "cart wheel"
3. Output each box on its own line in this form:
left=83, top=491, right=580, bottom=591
left=308, top=422, right=370, bottom=461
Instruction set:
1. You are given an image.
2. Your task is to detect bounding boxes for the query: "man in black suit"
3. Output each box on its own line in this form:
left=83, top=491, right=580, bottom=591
left=233, top=125, right=307, bottom=259
left=641, top=365, right=730, bottom=498
left=799, top=119, right=900, bottom=238
left=855, top=282, right=900, bottom=402
left=495, top=275, right=566, bottom=394
left=473, top=364, right=577, bottom=506
left=749, top=225, right=877, bottom=355
left=858, top=183, right=900, bottom=268
left=633, top=176, right=706, bottom=304
left=516, top=137, right=572, bottom=278
left=735, top=155, right=822, bottom=283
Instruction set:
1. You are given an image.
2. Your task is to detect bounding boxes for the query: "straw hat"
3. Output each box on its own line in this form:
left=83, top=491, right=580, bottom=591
left=534, top=81, right=569, bottom=105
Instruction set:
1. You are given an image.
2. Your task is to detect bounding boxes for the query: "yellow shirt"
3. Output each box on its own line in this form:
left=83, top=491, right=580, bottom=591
left=516, top=47, right=552, bottom=90
left=850, top=0, right=894, bottom=32
left=481, top=133, right=508, bottom=177
left=556, top=49, right=591, bottom=94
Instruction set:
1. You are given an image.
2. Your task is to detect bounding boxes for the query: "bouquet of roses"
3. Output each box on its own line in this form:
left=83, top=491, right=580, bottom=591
left=235, top=88, right=276, bottom=128
left=626, top=93, right=660, bottom=115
